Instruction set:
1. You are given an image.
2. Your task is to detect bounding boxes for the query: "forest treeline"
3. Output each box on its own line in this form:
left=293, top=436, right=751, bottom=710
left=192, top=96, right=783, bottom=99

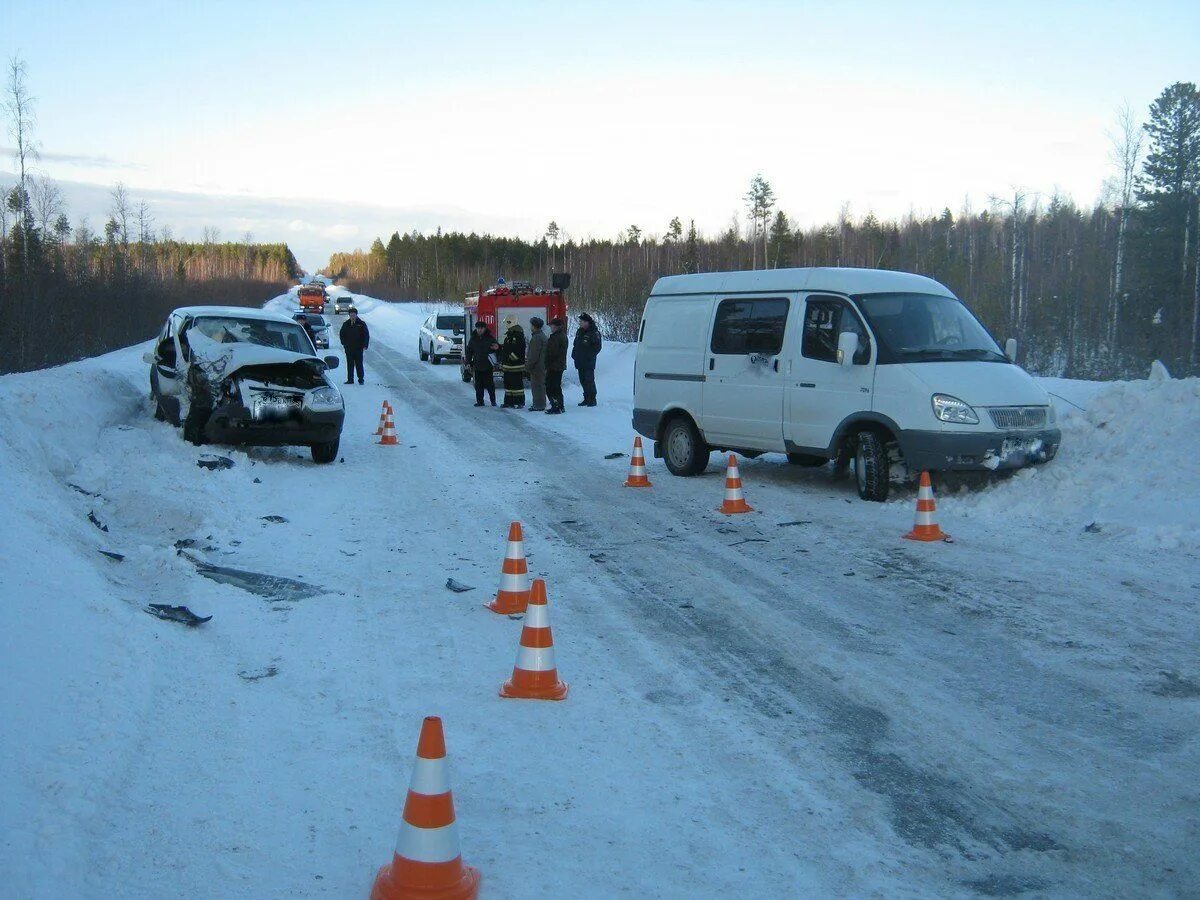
left=330, top=81, right=1200, bottom=380
left=0, top=58, right=299, bottom=374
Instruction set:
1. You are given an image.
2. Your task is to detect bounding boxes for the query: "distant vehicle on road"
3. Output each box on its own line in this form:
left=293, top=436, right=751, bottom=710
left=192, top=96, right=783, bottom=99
left=332, top=294, right=355, bottom=315
left=295, top=312, right=331, bottom=349
left=418, top=313, right=465, bottom=364
left=298, top=284, right=326, bottom=312
left=145, top=306, right=345, bottom=463
left=462, top=277, right=569, bottom=383
left=633, top=267, right=1061, bottom=501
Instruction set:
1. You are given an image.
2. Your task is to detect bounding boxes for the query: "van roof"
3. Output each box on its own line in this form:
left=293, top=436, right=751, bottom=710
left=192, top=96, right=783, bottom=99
left=650, top=267, right=955, bottom=298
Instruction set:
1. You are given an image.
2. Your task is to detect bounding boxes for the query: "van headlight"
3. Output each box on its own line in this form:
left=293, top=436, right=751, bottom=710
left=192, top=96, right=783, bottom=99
left=308, top=386, right=343, bottom=411
left=932, top=394, right=979, bottom=424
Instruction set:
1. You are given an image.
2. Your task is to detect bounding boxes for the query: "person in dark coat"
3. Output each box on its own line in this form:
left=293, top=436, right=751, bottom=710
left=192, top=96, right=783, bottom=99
left=525, top=317, right=548, bottom=411
left=339, top=307, right=369, bottom=385
left=544, top=318, right=569, bottom=414
left=571, top=312, right=602, bottom=406
left=293, top=313, right=317, bottom=349
left=464, top=321, right=500, bottom=406
left=499, top=316, right=527, bottom=408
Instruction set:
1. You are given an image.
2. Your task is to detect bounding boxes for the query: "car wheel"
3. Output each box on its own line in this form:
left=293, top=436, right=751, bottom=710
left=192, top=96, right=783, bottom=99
left=787, top=452, right=827, bottom=467
left=418, top=340, right=429, bottom=362
left=662, top=416, right=710, bottom=476
left=430, top=351, right=441, bottom=365
left=182, top=409, right=208, bottom=446
left=311, top=439, right=339, bottom=464
left=854, top=430, right=889, bottom=502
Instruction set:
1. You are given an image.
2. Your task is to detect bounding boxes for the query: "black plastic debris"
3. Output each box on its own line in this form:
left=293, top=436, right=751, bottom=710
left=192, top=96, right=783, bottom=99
left=261, top=515, right=288, bottom=524
left=88, top=510, right=109, bottom=532
left=604, top=452, right=625, bottom=460
left=1083, top=522, right=1102, bottom=533
left=182, top=553, right=325, bottom=601
left=197, top=455, right=235, bottom=471
left=445, top=578, right=474, bottom=593
left=69, top=483, right=99, bottom=497
left=777, top=520, right=813, bottom=528
left=98, top=550, right=125, bottom=562
left=730, top=538, right=768, bottom=547
left=238, top=665, right=279, bottom=682
left=144, top=603, right=212, bottom=626
left=253, top=477, right=262, bottom=484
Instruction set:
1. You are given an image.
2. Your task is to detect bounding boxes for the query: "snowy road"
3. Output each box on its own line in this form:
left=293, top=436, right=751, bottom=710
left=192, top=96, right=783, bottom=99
left=2, top=297, right=1197, bottom=898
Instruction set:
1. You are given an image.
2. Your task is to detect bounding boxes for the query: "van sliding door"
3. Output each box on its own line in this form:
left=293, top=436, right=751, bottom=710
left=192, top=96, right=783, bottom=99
left=702, top=296, right=790, bottom=449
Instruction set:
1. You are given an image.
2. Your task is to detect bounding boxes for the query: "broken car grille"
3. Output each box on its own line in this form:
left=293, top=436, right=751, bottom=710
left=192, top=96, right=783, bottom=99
left=987, top=406, right=1048, bottom=429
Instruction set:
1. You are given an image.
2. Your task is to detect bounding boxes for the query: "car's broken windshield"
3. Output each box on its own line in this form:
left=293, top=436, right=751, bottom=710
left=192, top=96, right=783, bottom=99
left=856, top=293, right=1005, bottom=364
left=190, top=317, right=314, bottom=354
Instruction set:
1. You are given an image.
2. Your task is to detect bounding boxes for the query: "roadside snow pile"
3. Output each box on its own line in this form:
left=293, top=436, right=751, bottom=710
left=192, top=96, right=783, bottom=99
left=948, top=375, right=1200, bottom=551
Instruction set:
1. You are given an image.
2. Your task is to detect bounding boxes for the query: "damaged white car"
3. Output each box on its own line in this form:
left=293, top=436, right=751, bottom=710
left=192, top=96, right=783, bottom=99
left=145, top=306, right=345, bottom=463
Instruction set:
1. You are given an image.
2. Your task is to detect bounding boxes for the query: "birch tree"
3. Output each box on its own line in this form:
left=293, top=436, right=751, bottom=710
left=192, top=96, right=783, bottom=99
left=1107, top=102, right=1143, bottom=353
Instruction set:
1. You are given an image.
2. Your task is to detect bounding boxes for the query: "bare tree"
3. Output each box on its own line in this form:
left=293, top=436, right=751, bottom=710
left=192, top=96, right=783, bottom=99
left=1108, top=102, right=1144, bottom=354
left=5, top=55, right=38, bottom=268
left=109, top=183, right=131, bottom=245
left=31, top=175, right=64, bottom=236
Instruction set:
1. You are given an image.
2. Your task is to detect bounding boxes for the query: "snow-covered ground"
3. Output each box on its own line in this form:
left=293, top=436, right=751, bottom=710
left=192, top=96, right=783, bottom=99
left=1, top=296, right=1197, bottom=898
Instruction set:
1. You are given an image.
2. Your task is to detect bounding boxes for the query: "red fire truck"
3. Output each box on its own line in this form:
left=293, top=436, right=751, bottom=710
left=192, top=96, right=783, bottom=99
left=461, top=275, right=570, bottom=383
left=297, top=284, right=326, bottom=312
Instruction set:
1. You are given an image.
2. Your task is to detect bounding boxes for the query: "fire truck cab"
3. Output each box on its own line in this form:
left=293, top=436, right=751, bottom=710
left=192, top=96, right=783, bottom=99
left=461, top=276, right=569, bottom=383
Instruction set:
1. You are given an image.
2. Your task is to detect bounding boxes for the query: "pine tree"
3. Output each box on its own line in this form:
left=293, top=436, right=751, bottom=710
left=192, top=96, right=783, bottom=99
left=767, top=211, right=791, bottom=268
left=682, top=219, right=699, bottom=274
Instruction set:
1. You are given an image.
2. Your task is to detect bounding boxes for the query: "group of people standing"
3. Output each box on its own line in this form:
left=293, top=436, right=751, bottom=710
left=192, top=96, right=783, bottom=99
left=464, top=314, right=602, bottom=414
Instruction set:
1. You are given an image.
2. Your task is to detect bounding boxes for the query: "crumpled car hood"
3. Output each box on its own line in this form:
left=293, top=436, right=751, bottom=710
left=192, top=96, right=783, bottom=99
left=186, top=328, right=326, bottom=379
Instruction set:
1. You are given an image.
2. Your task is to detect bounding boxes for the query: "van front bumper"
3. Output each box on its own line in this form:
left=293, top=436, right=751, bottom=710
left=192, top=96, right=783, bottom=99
left=899, top=427, right=1061, bottom=472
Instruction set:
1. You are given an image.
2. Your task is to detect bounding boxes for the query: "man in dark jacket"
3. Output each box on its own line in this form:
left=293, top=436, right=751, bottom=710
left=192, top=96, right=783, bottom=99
left=339, top=307, right=369, bottom=385
left=525, top=316, right=548, bottom=411
left=571, top=312, right=602, bottom=406
left=464, top=321, right=500, bottom=406
left=544, top=318, right=569, bottom=414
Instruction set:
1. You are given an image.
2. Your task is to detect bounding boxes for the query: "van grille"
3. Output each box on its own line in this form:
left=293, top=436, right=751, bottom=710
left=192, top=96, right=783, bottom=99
left=987, top=406, right=1047, bottom=429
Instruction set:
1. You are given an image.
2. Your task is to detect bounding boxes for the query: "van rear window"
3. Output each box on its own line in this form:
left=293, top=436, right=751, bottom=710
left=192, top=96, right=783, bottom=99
left=710, top=298, right=788, bottom=355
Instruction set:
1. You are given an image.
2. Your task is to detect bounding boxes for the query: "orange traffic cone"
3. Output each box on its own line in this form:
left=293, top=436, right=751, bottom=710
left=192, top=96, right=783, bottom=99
left=378, top=404, right=399, bottom=446
left=903, top=471, right=949, bottom=542
left=499, top=579, right=568, bottom=700
left=370, top=716, right=480, bottom=900
left=624, top=436, right=652, bottom=488
left=485, top=521, right=530, bottom=615
left=717, top=454, right=753, bottom=514
left=373, top=401, right=392, bottom=436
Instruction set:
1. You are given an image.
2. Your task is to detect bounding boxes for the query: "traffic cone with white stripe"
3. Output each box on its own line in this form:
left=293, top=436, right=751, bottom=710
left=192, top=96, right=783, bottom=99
left=624, top=436, right=652, bottom=488
left=373, top=401, right=392, bottom=436
left=499, top=578, right=568, bottom=700
left=718, top=454, right=753, bottom=514
left=370, top=716, right=480, bottom=900
left=378, top=404, right=399, bottom=446
left=485, top=521, right=530, bottom=615
left=903, top=471, right=949, bottom=542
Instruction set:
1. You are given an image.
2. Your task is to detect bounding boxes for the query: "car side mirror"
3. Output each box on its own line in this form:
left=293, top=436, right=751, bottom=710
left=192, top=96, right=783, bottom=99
left=324, top=355, right=340, bottom=369
left=837, top=332, right=859, bottom=366
left=1004, top=338, right=1017, bottom=361
left=143, top=351, right=154, bottom=364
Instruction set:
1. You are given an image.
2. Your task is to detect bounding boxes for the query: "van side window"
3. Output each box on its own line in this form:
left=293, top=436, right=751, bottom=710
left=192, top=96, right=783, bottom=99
left=802, top=298, right=872, bottom=365
left=711, top=298, right=789, bottom=355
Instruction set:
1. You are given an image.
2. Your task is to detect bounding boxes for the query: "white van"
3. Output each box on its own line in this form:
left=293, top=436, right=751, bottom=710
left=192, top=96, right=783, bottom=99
left=632, top=267, right=1060, bottom=501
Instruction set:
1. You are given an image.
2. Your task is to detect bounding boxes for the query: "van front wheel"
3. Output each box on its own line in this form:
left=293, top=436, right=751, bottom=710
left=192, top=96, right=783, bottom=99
left=854, top=431, right=889, bottom=502
left=662, top=416, right=710, bottom=476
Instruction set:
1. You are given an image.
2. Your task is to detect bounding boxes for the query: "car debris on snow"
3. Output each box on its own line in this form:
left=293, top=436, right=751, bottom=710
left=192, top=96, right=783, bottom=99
left=604, top=452, right=625, bottom=460
left=87, top=510, right=109, bottom=532
left=98, top=550, right=125, bottom=562
left=1084, top=522, right=1103, bottom=533
left=260, top=515, right=288, bottom=524
left=68, top=483, right=99, bottom=497
left=237, top=665, right=279, bottom=682
left=777, top=520, right=813, bottom=527
left=144, top=604, right=212, bottom=626
left=197, top=455, right=235, bottom=471
left=730, top=538, right=769, bottom=547
left=445, top=578, right=474, bottom=593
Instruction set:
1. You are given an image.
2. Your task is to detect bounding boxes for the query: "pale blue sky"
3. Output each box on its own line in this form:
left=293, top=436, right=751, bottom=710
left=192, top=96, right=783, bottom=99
left=3, top=1, right=1198, bottom=269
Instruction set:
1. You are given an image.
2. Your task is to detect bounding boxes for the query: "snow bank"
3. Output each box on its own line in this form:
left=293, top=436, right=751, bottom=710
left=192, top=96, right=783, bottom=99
left=949, top=375, right=1200, bottom=551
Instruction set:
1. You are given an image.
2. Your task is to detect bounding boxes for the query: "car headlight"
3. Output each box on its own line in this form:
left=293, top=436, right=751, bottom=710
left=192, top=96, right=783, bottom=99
left=308, top=386, right=343, bottom=411
left=932, top=394, right=979, bottom=424
left=1047, top=402, right=1058, bottom=425
left=435, top=335, right=449, bottom=343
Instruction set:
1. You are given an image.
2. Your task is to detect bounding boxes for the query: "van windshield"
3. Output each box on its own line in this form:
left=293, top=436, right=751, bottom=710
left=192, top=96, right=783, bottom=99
left=855, top=293, right=1007, bottom=364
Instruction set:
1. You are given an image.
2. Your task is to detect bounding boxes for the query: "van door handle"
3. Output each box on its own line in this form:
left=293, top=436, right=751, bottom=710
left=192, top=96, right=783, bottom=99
left=709, top=358, right=714, bottom=371
left=799, top=382, right=816, bottom=388
left=773, top=359, right=779, bottom=372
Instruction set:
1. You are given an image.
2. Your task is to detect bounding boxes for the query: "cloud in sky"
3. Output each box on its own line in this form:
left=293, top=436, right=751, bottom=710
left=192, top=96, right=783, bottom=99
left=0, top=147, right=143, bottom=170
